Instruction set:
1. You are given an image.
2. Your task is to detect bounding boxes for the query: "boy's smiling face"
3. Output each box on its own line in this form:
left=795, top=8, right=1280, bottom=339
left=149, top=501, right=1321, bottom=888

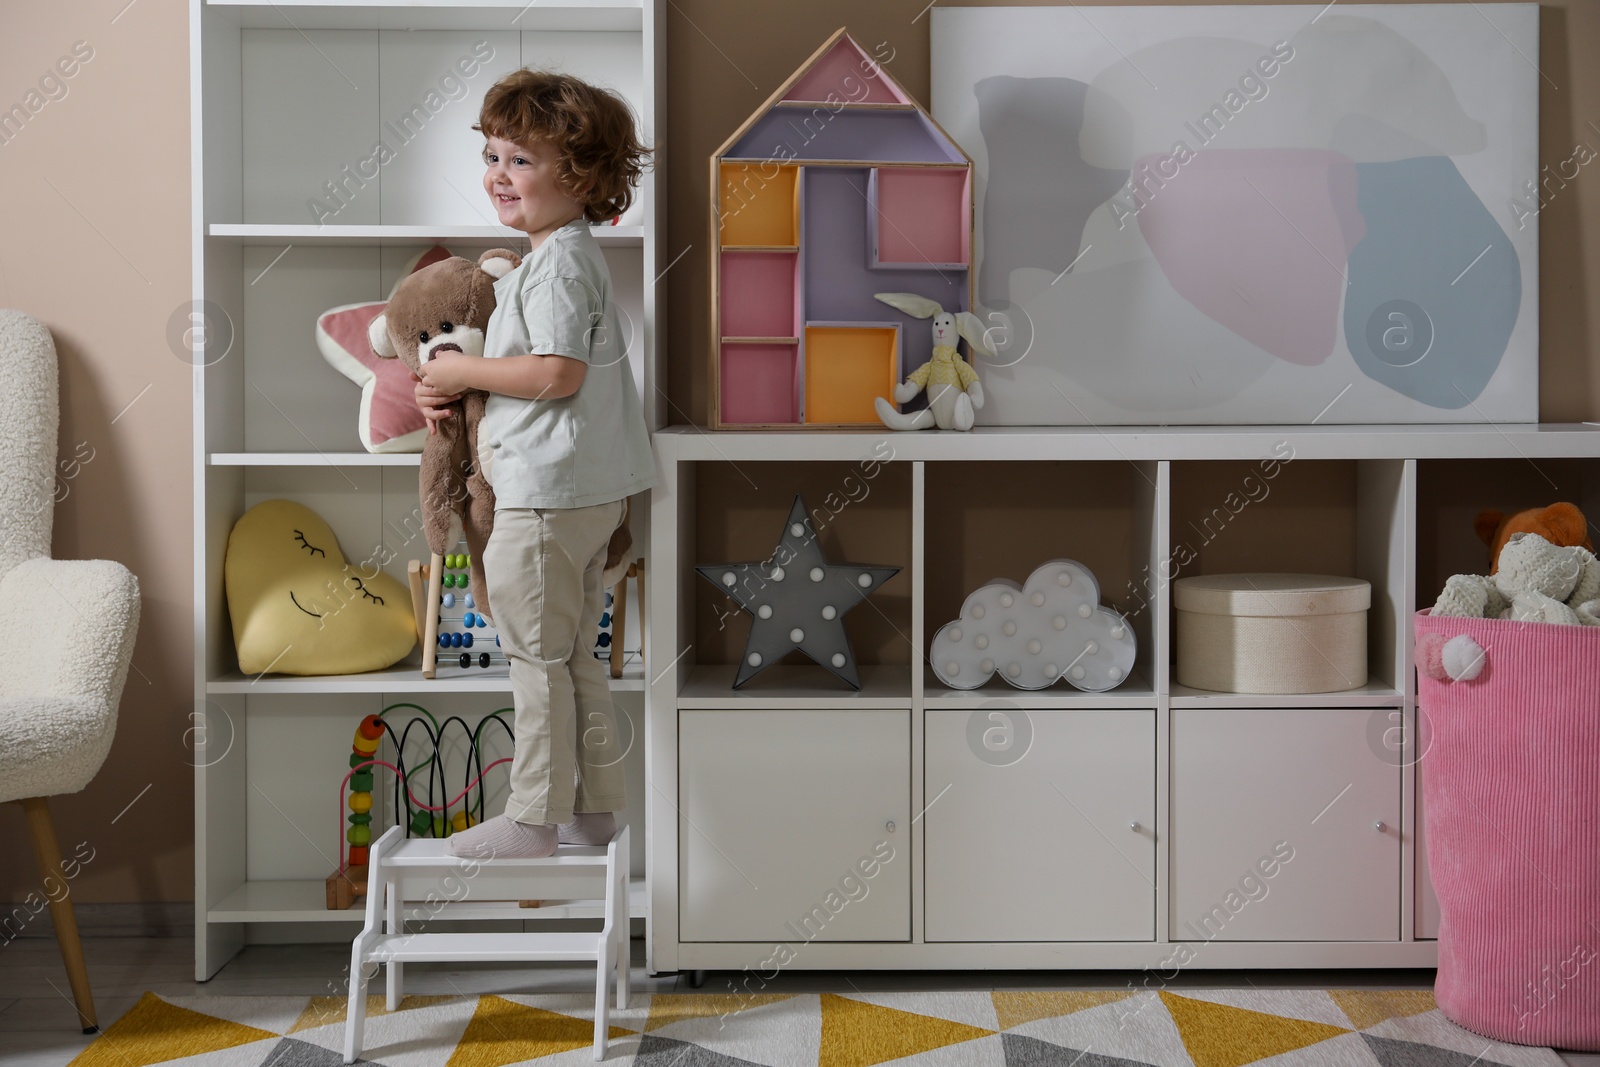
left=482, top=134, right=586, bottom=244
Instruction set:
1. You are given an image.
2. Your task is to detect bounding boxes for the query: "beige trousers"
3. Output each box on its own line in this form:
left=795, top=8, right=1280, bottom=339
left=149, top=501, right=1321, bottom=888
left=482, top=498, right=629, bottom=826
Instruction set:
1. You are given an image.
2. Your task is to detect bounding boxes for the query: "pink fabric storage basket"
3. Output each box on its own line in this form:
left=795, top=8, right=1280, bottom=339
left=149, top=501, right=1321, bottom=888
left=1415, top=610, right=1600, bottom=1050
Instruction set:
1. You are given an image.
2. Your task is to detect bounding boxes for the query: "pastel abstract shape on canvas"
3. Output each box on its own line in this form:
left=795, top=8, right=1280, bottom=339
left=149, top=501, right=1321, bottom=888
left=224, top=499, right=416, bottom=676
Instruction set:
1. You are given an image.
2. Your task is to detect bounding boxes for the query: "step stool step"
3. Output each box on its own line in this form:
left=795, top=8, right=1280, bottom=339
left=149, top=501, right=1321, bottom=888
left=364, top=931, right=608, bottom=963
left=384, top=839, right=611, bottom=868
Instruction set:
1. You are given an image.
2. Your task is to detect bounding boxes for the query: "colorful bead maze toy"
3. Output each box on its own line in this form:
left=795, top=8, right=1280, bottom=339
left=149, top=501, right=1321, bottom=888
left=326, top=703, right=516, bottom=910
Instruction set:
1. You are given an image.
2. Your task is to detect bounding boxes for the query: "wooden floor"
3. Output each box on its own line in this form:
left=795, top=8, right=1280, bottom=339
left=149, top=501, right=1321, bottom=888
left=1, top=937, right=1595, bottom=1067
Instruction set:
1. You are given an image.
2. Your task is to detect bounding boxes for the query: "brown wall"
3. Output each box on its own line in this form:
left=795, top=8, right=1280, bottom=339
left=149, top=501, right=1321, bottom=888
left=0, top=0, right=1596, bottom=907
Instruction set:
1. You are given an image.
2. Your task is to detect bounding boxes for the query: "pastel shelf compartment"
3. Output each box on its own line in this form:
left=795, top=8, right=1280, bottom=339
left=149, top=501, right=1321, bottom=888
left=802, top=167, right=967, bottom=323
left=868, top=167, right=971, bottom=268
left=724, top=110, right=967, bottom=165
left=802, top=323, right=900, bottom=426
left=923, top=460, right=1162, bottom=706
left=719, top=342, right=800, bottom=426
left=719, top=163, right=800, bottom=248
left=719, top=250, right=799, bottom=339
left=780, top=35, right=909, bottom=106
left=682, top=459, right=913, bottom=701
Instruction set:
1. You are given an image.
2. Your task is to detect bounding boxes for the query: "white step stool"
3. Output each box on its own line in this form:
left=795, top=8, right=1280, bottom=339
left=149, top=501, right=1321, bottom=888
left=343, top=823, right=630, bottom=1062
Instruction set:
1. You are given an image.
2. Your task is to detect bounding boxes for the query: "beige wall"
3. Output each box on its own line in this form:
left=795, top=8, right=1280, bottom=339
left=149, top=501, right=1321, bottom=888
left=1, top=1, right=194, bottom=906
left=1, top=0, right=1596, bottom=907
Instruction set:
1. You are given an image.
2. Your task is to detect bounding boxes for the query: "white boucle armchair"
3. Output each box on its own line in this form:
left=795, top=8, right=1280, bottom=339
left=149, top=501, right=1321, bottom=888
left=0, top=309, right=141, bottom=1034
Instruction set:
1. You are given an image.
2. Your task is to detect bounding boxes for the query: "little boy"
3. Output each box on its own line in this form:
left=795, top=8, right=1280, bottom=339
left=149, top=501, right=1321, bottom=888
left=415, top=69, right=657, bottom=859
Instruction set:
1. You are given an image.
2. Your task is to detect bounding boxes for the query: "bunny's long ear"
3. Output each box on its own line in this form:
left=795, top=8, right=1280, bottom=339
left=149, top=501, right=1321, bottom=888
left=368, top=313, right=397, bottom=359
left=874, top=292, right=943, bottom=319
left=954, top=311, right=995, bottom=359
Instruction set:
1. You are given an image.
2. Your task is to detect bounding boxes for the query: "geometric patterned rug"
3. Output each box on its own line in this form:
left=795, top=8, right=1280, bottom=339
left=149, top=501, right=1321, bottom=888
left=65, top=988, right=1568, bottom=1067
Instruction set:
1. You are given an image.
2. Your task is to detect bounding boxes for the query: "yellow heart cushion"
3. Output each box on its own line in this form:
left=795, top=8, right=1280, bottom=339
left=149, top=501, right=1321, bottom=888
left=225, top=499, right=416, bottom=675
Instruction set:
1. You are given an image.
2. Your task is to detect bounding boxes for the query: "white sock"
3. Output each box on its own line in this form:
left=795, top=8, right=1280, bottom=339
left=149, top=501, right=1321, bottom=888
left=558, top=811, right=617, bottom=845
left=447, top=813, right=557, bottom=859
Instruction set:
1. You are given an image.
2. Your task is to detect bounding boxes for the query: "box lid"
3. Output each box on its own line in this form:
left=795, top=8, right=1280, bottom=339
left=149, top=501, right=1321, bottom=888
left=1174, top=573, right=1371, bottom=617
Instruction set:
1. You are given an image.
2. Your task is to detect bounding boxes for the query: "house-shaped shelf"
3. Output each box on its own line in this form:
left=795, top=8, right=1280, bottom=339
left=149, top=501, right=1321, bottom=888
left=711, top=28, right=975, bottom=429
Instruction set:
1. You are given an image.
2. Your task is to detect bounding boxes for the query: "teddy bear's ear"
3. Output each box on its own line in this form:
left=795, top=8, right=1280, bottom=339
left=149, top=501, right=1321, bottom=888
left=368, top=313, right=397, bottom=359
left=1473, top=508, right=1504, bottom=548
left=1539, top=502, right=1591, bottom=549
left=478, top=249, right=522, bottom=279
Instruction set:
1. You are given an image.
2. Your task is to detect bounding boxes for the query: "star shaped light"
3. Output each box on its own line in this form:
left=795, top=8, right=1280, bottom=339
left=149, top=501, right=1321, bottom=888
left=697, top=495, right=901, bottom=690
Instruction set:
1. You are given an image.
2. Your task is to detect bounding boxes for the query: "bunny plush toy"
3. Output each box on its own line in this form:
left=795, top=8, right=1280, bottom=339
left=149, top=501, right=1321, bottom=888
left=873, top=292, right=995, bottom=432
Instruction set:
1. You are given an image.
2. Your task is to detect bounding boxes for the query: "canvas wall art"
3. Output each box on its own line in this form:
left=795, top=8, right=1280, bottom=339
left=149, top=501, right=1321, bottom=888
left=930, top=4, right=1539, bottom=424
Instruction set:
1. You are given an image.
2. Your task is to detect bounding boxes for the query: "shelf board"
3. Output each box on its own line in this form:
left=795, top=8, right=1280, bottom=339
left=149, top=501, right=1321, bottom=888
left=207, top=223, right=643, bottom=247
left=211, top=452, right=420, bottom=466
left=922, top=666, right=1156, bottom=709
left=207, top=875, right=646, bottom=924
left=654, top=423, right=1600, bottom=462
left=720, top=336, right=799, bottom=345
left=679, top=663, right=910, bottom=708
left=1168, top=678, right=1401, bottom=708
left=721, top=245, right=800, bottom=253
left=203, top=2, right=644, bottom=32
left=209, top=655, right=644, bottom=694
left=773, top=101, right=918, bottom=111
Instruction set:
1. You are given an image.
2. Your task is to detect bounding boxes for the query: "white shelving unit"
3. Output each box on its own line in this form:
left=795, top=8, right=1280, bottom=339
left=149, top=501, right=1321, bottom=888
left=647, top=424, right=1600, bottom=971
left=189, top=0, right=664, bottom=980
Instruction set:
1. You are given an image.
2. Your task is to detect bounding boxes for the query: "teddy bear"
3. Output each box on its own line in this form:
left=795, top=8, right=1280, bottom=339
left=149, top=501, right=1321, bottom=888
left=368, top=249, right=515, bottom=622
left=1474, top=501, right=1592, bottom=574
left=368, top=248, right=636, bottom=625
left=1432, top=531, right=1600, bottom=627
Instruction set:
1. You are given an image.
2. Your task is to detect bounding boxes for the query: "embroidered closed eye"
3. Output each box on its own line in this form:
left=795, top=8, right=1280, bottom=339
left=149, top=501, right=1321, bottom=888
left=293, top=530, right=326, bottom=557
left=350, top=576, right=384, bottom=605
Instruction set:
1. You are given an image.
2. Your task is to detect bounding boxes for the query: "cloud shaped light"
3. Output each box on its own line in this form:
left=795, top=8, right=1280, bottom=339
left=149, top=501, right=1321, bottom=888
left=930, top=559, right=1137, bottom=692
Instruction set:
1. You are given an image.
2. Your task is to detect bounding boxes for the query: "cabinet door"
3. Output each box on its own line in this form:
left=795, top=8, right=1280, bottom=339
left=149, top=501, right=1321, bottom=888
left=1171, top=708, right=1400, bottom=941
left=679, top=709, right=909, bottom=942
left=925, top=709, right=1155, bottom=941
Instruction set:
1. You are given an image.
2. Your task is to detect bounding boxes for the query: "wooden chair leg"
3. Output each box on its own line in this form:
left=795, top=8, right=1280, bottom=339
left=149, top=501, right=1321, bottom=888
left=19, top=797, right=97, bottom=1033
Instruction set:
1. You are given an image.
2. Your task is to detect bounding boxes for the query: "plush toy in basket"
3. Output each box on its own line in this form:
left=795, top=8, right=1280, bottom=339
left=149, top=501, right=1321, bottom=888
left=1473, top=500, right=1592, bottom=573
left=1426, top=531, right=1600, bottom=683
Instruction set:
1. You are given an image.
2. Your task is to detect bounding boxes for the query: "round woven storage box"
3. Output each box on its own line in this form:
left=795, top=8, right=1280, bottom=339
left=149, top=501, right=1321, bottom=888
left=1174, top=573, right=1370, bottom=694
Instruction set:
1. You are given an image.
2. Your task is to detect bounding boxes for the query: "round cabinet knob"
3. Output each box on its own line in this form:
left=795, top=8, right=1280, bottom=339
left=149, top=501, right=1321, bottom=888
left=885, top=820, right=896, bottom=833
left=1129, top=820, right=1142, bottom=833
left=1374, top=820, right=1387, bottom=833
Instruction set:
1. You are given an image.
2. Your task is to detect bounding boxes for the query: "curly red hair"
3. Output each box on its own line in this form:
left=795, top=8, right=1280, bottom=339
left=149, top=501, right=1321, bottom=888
left=474, top=69, right=651, bottom=224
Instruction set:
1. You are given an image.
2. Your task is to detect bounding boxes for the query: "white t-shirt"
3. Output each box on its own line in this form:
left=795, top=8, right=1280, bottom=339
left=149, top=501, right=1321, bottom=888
left=477, top=218, right=658, bottom=509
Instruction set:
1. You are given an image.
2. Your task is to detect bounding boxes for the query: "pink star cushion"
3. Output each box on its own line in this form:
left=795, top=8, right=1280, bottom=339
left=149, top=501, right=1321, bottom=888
left=316, top=245, right=455, bottom=453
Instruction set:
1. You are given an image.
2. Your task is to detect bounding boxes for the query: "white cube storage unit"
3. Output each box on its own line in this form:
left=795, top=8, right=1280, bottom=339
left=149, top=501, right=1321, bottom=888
left=190, top=0, right=665, bottom=980
left=648, top=428, right=1600, bottom=972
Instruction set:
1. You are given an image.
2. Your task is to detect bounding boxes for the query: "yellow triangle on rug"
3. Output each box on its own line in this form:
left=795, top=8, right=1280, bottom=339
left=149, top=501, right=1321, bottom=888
left=818, top=992, right=994, bottom=1067
left=1161, top=992, right=1352, bottom=1067
left=67, top=992, right=278, bottom=1067
left=1329, top=989, right=1437, bottom=1031
left=444, top=993, right=633, bottom=1067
